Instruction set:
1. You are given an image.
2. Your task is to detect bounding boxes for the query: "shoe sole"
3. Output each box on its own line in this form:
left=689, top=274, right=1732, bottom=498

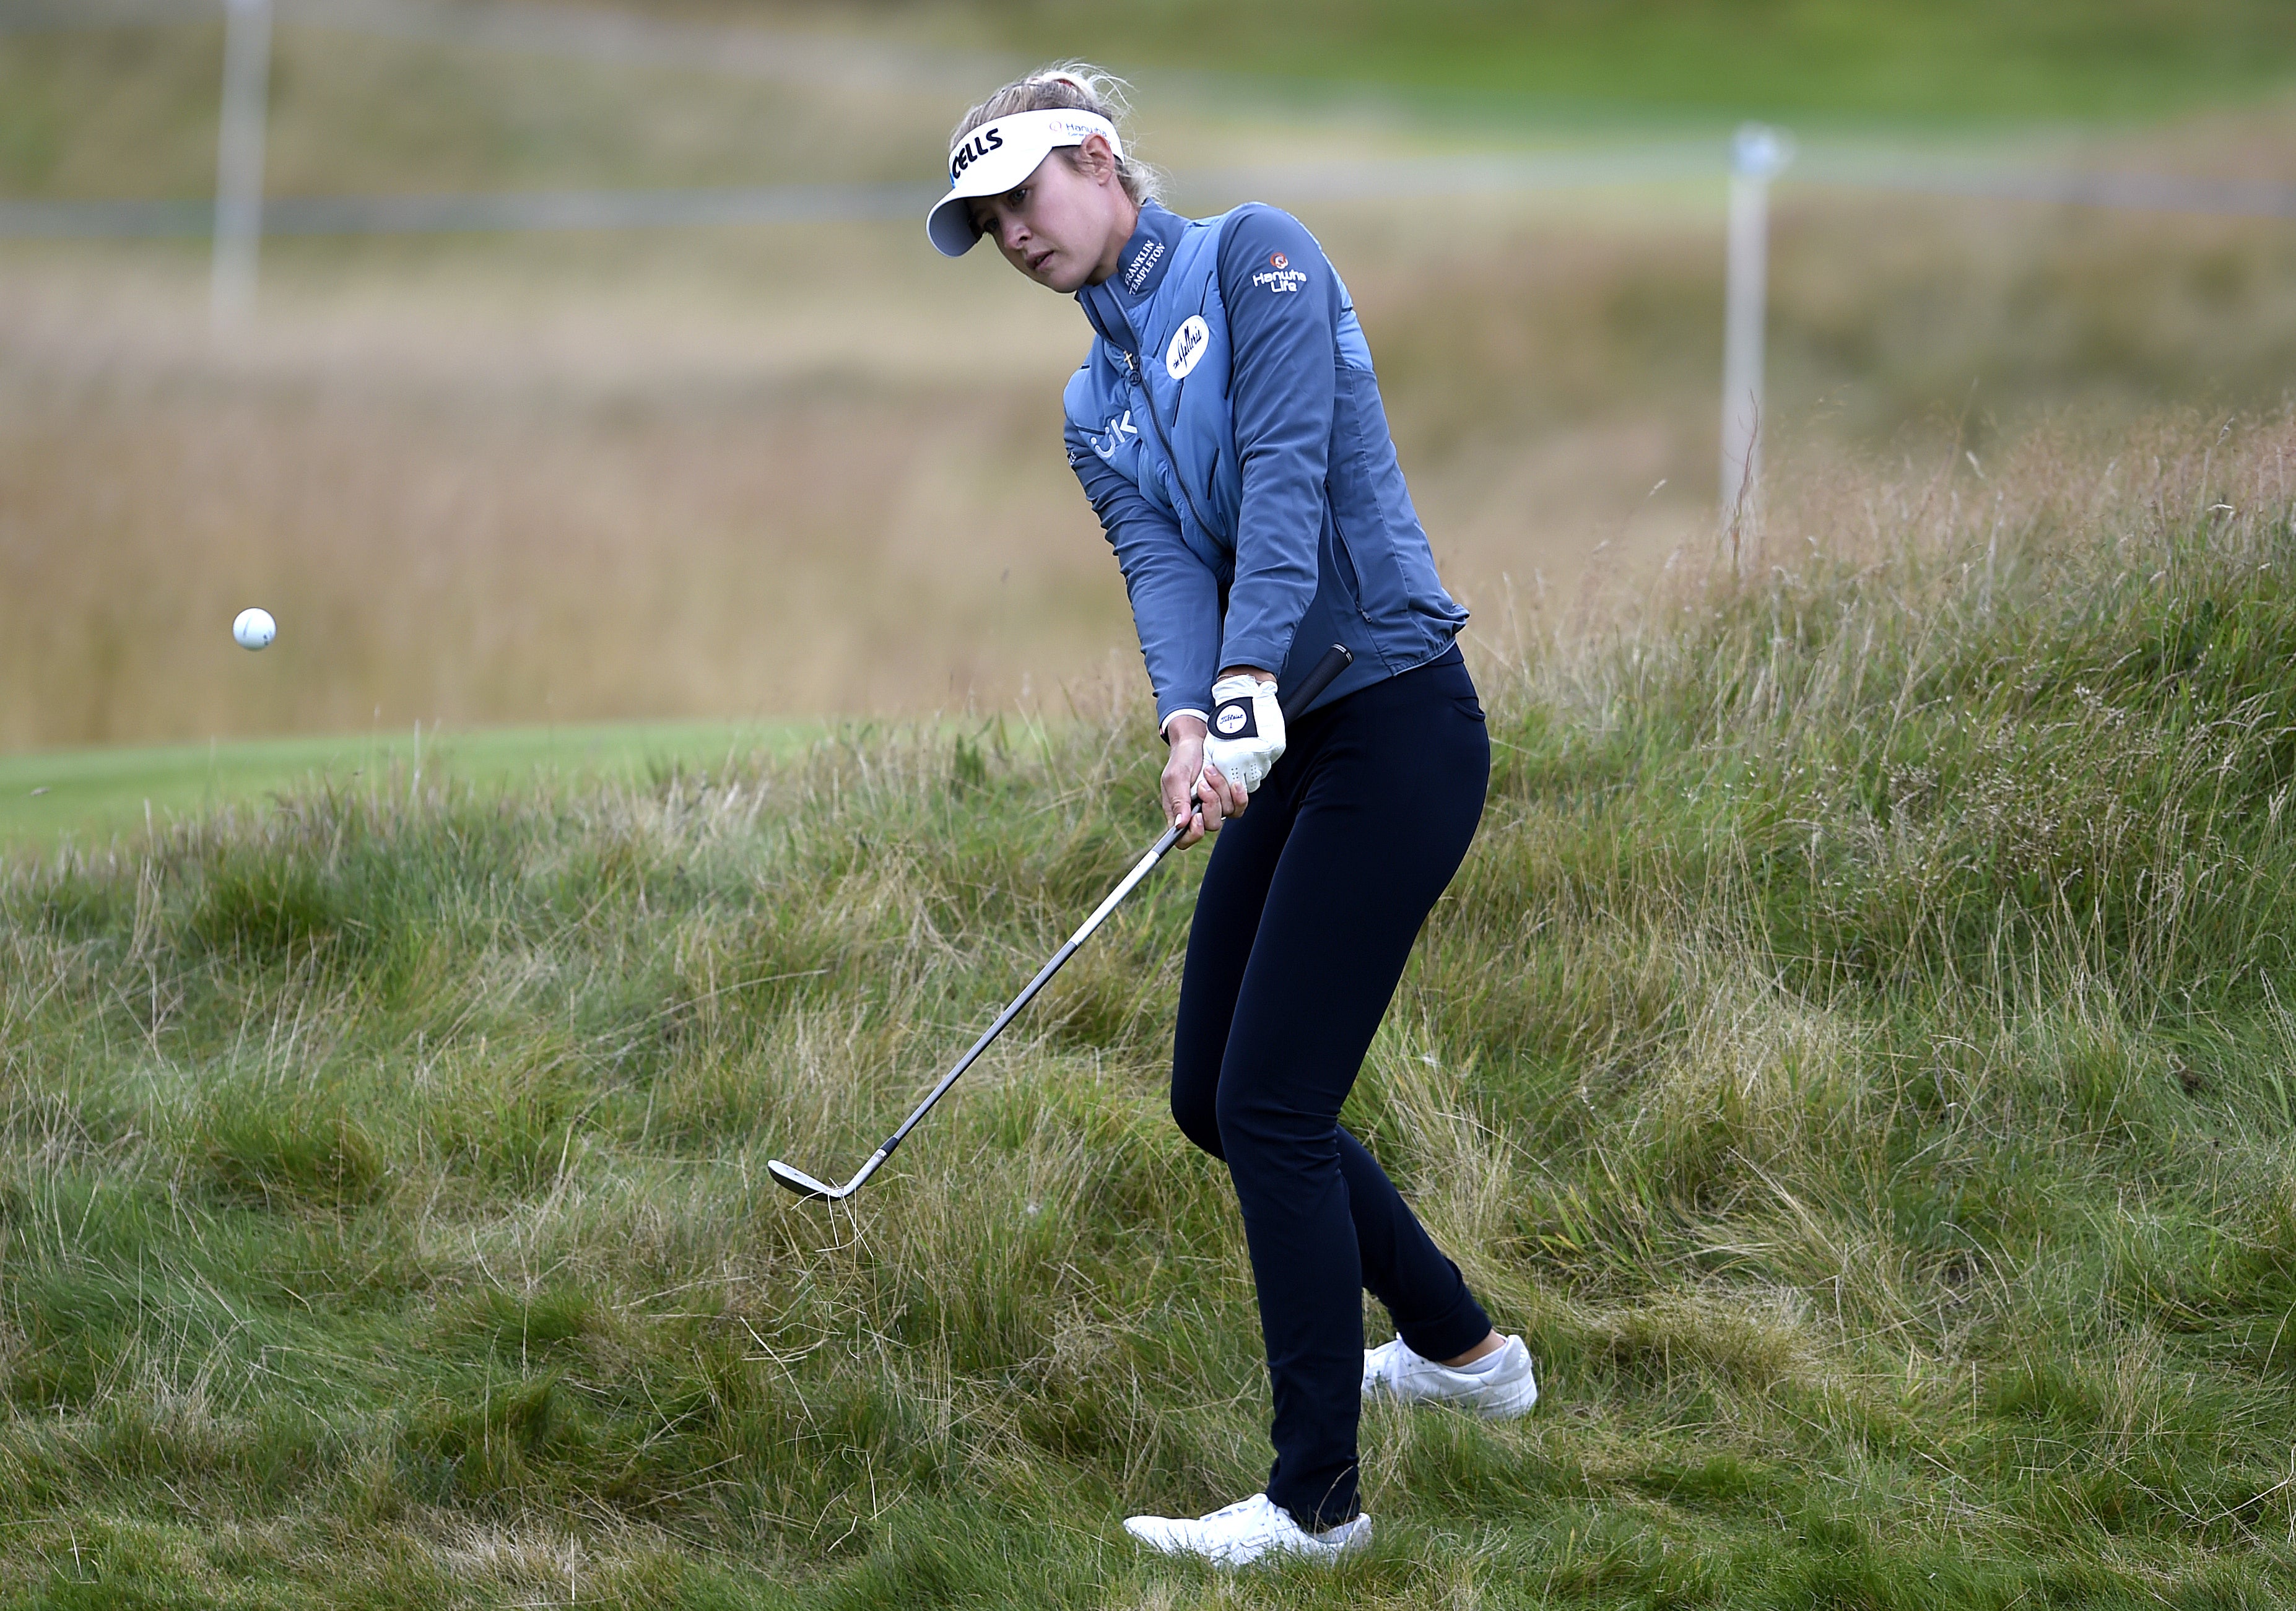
left=1362, top=1375, right=1538, bottom=1419
left=1123, top=1517, right=1370, bottom=1567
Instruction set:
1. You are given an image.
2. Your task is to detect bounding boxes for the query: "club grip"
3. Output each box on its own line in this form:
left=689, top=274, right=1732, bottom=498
left=1279, top=643, right=1354, bottom=719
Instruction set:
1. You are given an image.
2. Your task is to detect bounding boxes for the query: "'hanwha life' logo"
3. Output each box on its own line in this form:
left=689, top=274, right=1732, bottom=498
left=1166, top=315, right=1211, bottom=380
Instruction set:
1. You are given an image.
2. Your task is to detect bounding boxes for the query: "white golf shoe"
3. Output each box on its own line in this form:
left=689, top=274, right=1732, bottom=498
left=1121, top=1493, right=1371, bottom=1568
left=1362, top=1333, right=1539, bottom=1418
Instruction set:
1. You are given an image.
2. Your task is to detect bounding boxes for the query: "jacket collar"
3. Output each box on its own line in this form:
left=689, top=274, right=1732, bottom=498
left=1077, top=201, right=1189, bottom=349
left=1109, top=201, right=1187, bottom=298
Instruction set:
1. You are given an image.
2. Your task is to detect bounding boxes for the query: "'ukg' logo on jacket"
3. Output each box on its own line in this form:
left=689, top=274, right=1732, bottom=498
left=1089, top=410, right=1139, bottom=460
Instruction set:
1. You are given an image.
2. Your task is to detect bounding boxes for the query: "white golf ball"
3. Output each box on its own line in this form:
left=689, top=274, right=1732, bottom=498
left=232, top=607, right=276, bottom=651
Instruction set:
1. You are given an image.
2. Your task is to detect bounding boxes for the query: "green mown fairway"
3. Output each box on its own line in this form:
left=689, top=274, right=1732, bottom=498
left=0, top=719, right=818, bottom=856
left=13, top=419, right=2296, bottom=1604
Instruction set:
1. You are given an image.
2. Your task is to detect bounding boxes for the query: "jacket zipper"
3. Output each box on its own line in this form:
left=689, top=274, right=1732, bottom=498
left=1116, top=344, right=1219, bottom=547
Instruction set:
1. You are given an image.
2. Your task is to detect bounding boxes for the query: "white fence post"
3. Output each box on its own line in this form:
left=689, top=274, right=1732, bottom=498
left=211, top=0, right=274, bottom=331
left=1720, top=122, right=1792, bottom=537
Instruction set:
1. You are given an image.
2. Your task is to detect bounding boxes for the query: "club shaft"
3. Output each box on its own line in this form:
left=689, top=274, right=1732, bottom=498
left=796, top=643, right=1353, bottom=1194
left=879, top=827, right=1183, bottom=1155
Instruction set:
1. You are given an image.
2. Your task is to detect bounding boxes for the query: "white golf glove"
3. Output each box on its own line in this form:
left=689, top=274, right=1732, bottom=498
left=1202, top=674, right=1285, bottom=794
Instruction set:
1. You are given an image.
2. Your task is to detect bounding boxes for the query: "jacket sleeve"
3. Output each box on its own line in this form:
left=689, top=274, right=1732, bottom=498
left=1214, top=204, right=1337, bottom=680
left=1066, top=417, right=1222, bottom=732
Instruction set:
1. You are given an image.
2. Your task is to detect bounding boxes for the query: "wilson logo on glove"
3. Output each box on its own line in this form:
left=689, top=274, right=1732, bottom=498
left=1202, top=674, right=1285, bottom=795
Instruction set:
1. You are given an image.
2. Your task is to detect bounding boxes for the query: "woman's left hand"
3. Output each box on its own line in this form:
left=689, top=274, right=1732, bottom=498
left=1162, top=715, right=1248, bottom=848
left=1202, top=671, right=1285, bottom=794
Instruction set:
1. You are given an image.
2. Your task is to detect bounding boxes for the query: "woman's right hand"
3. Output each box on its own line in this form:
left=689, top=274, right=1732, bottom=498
left=1162, top=715, right=1247, bottom=848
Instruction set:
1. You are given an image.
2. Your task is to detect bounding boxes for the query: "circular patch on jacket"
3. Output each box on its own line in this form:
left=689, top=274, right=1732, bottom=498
left=1166, top=315, right=1211, bottom=381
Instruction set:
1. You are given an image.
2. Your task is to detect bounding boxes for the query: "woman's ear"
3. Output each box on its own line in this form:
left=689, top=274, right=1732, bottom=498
left=1077, top=133, right=1118, bottom=184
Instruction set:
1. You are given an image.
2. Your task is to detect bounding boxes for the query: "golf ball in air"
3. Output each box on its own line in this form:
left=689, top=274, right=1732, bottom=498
left=232, top=607, right=276, bottom=651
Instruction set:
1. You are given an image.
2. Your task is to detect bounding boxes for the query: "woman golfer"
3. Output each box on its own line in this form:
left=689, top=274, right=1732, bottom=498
left=929, top=67, right=1537, bottom=1566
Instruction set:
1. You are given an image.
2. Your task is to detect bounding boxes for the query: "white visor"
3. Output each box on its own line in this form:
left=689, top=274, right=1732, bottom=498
left=928, top=108, right=1123, bottom=258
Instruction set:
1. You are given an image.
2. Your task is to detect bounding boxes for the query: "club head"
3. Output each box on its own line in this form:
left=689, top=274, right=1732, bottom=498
left=767, top=1159, right=846, bottom=1201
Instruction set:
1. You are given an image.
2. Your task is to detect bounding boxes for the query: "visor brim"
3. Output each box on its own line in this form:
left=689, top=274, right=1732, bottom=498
left=927, top=192, right=985, bottom=258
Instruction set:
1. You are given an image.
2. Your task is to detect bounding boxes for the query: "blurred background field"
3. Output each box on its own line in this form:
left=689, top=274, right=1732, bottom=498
left=7, top=0, right=2296, bottom=776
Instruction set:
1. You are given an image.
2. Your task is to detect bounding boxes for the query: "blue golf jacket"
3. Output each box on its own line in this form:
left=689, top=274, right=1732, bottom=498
left=1064, top=201, right=1468, bottom=731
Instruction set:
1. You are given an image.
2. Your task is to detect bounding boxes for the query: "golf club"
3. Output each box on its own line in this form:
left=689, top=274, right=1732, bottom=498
left=768, top=642, right=1354, bottom=1202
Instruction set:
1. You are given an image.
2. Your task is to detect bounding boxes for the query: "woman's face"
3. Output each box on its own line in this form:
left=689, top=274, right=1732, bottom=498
left=967, top=136, right=1136, bottom=294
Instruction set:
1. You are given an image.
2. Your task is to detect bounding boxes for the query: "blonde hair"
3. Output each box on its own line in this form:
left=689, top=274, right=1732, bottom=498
left=951, top=63, right=1160, bottom=206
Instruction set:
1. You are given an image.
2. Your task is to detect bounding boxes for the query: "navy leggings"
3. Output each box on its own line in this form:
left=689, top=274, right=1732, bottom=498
left=1172, top=647, right=1494, bottom=1531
